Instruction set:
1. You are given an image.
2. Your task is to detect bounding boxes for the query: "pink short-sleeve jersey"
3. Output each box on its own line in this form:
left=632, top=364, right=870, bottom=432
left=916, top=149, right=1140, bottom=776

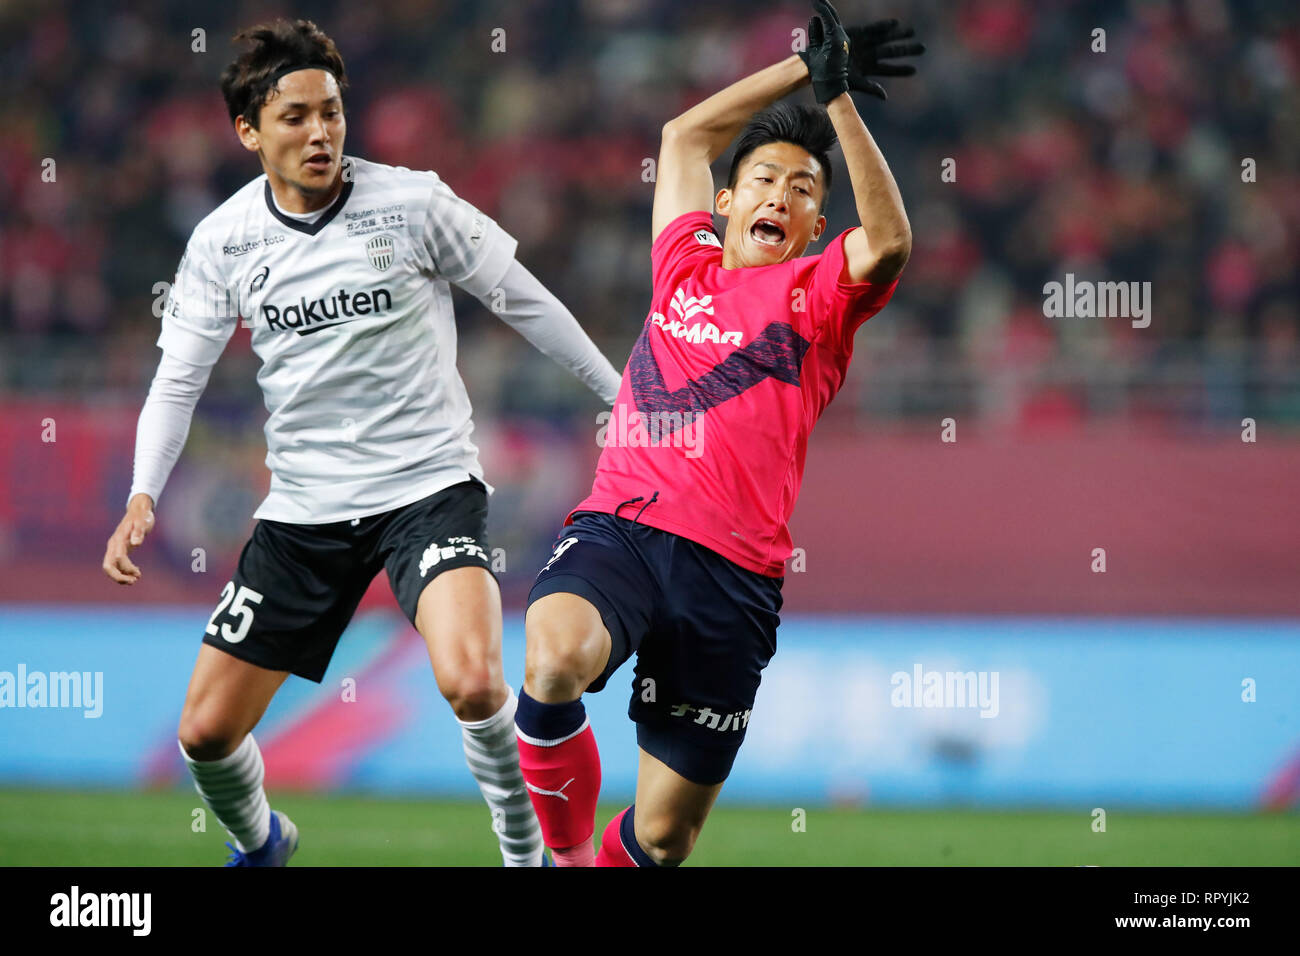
left=570, top=211, right=899, bottom=576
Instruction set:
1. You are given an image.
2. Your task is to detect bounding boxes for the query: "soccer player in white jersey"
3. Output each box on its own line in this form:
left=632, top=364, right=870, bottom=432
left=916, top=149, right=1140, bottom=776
left=99, top=18, right=620, bottom=867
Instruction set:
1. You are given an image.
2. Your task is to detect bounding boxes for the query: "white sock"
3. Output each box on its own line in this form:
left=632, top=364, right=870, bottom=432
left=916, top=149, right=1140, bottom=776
left=179, top=734, right=271, bottom=853
left=459, top=686, right=544, bottom=867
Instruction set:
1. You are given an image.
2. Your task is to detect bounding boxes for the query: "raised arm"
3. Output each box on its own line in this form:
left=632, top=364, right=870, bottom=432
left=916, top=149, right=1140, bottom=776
left=652, top=56, right=810, bottom=243
left=804, top=1, right=921, bottom=284
left=826, top=94, right=910, bottom=284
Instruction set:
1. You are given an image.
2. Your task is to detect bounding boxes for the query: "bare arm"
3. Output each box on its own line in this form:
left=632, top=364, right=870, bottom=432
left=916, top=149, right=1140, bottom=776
left=824, top=94, right=911, bottom=284
left=652, top=55, right=811, bottom=242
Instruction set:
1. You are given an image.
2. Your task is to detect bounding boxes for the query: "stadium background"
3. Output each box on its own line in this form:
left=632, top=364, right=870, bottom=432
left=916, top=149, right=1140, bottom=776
left=1, top=0, right=1297, bottom=864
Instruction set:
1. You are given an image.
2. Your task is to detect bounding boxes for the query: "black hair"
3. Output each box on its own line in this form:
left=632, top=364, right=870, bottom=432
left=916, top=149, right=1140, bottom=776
left=726, top=103, right=838, bottom=212
left=220, top=18, right=348, bottom=129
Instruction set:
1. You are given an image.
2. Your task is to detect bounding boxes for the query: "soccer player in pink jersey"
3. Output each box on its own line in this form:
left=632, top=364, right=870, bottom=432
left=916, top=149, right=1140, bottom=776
left=512, top=2, right=923, bottom=866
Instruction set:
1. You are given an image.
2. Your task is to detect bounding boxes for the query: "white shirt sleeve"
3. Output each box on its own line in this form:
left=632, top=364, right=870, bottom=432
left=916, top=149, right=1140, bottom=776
left=419, top=173, right=518, bottom=299
left=477, top=259, right=623, bottom=405
left=130, top=234, right=231, bottom=508
left=156, top=235, right=238, bottom=367
left=127, top=348, right=216, bottom=508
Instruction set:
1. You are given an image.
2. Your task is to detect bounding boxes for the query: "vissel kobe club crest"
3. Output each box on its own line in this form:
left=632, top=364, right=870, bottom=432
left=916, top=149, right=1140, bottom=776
left=365, top=234, right=395, bottom=271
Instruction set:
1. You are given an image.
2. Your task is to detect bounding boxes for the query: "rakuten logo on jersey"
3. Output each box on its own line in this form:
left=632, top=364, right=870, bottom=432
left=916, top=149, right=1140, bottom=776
left=650, top=287, right=743, bottom=346
left=262, top=287, right=393, bottom=335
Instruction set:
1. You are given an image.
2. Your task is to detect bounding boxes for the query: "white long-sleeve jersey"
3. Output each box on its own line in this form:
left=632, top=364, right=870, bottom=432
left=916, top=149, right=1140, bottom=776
left=130, top=155, right=620, bottom=523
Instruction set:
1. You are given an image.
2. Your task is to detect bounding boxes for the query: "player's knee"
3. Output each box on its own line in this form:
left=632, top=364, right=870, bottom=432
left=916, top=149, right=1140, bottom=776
left=633, top=814, right=698, bottom=867
left=524, top=613, right=605, bottom=693
left=440, top=668, right=503, bottom=720
left=177, top=712, right=245, bottom=762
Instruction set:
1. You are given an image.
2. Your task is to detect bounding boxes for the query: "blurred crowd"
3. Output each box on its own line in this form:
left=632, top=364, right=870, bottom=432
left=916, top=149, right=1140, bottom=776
left=1, top=0, right=1297, bottom=427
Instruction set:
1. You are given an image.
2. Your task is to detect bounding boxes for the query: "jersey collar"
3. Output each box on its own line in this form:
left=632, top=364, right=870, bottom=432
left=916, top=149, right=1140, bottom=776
left=263, top=158, right=355, bottom=236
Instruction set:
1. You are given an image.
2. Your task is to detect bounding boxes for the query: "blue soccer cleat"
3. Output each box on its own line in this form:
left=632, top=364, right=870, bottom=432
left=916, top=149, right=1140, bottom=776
left=224, top=810, right=299, bottom=867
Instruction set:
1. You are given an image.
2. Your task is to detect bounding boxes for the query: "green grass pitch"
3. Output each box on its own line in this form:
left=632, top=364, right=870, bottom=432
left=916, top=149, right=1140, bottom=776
left=1, top=788, right=1295, bottom=866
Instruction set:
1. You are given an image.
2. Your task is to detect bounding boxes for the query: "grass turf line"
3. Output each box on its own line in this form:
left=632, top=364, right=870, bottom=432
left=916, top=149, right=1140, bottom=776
left=0, top=788, right=1295, bottom=866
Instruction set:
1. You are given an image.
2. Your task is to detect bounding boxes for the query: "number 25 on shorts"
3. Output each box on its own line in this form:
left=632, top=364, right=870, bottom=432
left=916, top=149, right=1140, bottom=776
left=205, top=582, right=265, bottom=644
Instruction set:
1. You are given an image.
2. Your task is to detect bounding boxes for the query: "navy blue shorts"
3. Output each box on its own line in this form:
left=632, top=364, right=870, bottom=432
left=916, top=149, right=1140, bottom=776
left=527, top=511, right=783, bottom=786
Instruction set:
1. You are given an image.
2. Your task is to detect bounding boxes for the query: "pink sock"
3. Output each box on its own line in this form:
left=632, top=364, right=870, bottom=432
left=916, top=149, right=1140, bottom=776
left=516, top=724, right=601, bottom=866
left=594, top=807, right=636, bottom=867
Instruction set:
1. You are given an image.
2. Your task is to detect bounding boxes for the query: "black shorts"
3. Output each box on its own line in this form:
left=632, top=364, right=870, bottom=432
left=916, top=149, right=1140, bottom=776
left=528, top=511, right=783, bottom=786
left=202, top=479, right=494, bottom=682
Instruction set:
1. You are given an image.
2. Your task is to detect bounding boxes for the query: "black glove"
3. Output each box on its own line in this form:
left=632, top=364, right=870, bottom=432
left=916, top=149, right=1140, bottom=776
left=844, top=19, right=926, bottom=100
left=799, top=0, right=851, bottom=105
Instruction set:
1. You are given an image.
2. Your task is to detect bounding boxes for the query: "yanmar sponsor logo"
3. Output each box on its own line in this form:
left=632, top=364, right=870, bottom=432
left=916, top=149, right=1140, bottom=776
left=223, top=234, right=285, bottom=257
left=262, top=286, right=393, bottom=334
left=650, top=287, right=742, bottom=346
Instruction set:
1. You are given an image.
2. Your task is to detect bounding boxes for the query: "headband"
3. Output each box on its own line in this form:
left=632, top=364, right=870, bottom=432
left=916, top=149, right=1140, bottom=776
left=266, top=61, right=340, bottom=90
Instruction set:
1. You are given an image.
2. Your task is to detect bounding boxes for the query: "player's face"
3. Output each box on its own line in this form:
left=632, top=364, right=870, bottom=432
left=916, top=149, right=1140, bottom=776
left=238, top=69, right=346, bottom=208
left=716, top=142, right=827, bottom=268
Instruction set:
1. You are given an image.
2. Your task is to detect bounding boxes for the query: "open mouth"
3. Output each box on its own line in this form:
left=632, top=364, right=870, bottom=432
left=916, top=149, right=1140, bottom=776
left=750, top=218, right=786, bottom=247
left=304, top=153, right=331, bottom=172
